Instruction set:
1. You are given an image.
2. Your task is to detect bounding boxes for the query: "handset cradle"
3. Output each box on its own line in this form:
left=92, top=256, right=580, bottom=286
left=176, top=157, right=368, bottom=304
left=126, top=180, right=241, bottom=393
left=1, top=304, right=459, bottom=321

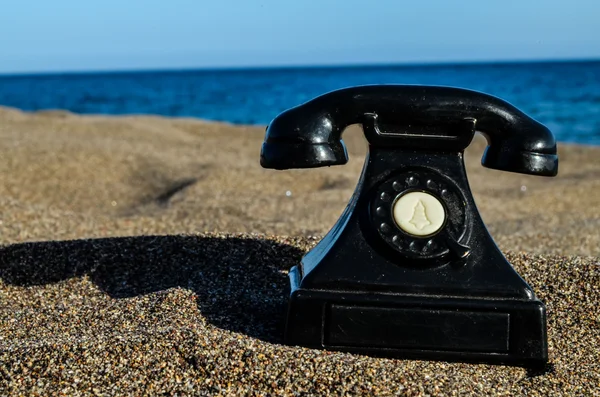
left=260, top=85, right=557, bottom=367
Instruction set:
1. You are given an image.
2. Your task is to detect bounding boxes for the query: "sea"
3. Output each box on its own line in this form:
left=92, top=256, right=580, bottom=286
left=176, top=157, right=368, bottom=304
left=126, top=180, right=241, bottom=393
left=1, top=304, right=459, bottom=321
left=0, top=60, right=599, bottom=145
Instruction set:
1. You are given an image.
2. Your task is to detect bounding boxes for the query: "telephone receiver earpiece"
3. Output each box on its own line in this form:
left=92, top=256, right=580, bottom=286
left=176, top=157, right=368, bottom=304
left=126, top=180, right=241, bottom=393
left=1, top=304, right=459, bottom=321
left=260, top=85, right=558, bottom=176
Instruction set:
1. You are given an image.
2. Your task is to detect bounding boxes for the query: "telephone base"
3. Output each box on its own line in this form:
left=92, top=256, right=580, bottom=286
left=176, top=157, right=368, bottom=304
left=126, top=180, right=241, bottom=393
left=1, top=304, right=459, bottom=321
left=285, top=266, right=548, bottom=368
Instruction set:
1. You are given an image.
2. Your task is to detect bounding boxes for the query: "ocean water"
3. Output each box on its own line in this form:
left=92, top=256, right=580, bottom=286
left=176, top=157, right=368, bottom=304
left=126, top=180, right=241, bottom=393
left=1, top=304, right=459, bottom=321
left=0, top=60, right=599, bottom=145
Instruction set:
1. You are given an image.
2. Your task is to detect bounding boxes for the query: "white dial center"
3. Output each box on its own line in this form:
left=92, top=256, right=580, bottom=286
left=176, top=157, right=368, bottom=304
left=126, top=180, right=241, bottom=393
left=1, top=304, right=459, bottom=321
left=392, top=191, right=446, bottom=237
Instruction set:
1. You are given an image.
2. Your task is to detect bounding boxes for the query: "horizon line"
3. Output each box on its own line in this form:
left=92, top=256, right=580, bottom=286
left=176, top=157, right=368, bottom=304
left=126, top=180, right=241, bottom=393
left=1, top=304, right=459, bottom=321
left=1, top=56, right=599, bottom=78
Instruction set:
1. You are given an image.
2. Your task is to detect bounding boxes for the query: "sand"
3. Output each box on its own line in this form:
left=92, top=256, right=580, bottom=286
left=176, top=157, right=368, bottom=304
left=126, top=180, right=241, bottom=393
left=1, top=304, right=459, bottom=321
left=0, top=106, right=599, bottom=396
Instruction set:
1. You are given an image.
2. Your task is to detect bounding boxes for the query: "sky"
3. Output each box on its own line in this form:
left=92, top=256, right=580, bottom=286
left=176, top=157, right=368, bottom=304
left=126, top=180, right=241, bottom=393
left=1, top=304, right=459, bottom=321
left=0, top=0, right=599, bottom=74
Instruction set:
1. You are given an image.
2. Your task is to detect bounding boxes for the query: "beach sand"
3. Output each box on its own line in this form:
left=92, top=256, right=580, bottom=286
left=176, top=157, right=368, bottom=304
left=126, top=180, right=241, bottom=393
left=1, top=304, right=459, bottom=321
left=0, top=106, right=599, bottom=395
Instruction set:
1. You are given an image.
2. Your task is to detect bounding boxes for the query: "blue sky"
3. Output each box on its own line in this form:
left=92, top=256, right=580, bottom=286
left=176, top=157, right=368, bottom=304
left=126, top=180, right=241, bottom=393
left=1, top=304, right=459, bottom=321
left=1, top=0, right=599, bottom=73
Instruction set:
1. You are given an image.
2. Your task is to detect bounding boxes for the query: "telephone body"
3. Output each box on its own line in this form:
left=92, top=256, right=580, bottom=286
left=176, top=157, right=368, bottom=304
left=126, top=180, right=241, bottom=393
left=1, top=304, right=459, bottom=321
left=260, top=85, right=557, bottom=367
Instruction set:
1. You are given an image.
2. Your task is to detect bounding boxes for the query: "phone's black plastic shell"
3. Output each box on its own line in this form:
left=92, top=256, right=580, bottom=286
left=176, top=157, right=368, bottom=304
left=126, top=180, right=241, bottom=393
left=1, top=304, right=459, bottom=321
left=283, top=148, right=548, bottom=367
left=260, top=85, right=555, bottom=367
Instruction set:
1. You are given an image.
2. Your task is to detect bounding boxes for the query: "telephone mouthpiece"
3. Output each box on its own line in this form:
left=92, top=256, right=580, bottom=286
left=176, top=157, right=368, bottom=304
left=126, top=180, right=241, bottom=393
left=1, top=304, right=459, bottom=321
left=260, top=140, right=348, bottom=170
left=259, top=106, right=349, bottom=169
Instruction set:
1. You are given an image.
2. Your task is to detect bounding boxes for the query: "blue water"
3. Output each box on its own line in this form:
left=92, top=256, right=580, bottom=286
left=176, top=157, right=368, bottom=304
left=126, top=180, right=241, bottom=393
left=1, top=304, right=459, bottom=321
left=0, top=60, right=599, bottom=145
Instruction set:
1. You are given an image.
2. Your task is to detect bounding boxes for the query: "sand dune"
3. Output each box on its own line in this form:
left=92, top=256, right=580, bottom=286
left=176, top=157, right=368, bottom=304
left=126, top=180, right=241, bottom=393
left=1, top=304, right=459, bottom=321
left=1, top=106, right=599, bottom=255
left=1, top=106, right=599, bottom=395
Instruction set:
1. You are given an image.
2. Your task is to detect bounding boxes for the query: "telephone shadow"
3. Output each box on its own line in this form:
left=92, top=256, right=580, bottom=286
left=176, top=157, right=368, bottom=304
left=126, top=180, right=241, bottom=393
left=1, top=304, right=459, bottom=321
left=0, top=235, right=305, bottom=344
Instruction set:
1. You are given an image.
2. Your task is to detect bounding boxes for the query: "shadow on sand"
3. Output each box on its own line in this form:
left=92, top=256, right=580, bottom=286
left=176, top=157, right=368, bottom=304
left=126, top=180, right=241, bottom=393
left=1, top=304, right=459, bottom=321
left=0, top=235, right=305, bottom=344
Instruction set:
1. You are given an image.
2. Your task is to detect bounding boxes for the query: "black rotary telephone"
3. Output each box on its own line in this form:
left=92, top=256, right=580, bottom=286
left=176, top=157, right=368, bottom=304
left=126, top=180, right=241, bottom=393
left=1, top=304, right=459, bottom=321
left=260, top=85, right=558, bottom=367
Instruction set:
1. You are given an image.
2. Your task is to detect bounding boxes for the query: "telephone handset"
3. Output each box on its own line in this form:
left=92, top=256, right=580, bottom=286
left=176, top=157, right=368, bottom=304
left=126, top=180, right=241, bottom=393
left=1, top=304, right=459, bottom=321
left=260, top=85, right=557, bottom=367
left=261, top=84, right=557, bottom=175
